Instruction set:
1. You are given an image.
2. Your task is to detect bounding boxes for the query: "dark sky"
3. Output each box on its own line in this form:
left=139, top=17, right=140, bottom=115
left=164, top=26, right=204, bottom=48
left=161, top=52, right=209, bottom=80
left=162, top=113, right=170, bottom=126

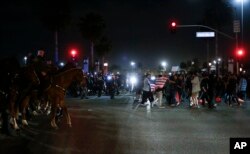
left=0, top=0, right=249, bottom=69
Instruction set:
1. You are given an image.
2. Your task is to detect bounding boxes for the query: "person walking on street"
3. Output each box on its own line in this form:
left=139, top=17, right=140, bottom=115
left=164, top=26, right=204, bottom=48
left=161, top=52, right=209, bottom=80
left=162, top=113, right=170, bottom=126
left=155, top=74, right=168, bottom=108
left=226, top=74, right=239, bottom=106
left=141, top=73, right=157, bottom=107
left=200, top=73, right=209, bottom=106
left=238, top=74, right=247, bottom=102
left=207, top=74, right=216, bottom=108
left=191, top=72, right=200, bottom=108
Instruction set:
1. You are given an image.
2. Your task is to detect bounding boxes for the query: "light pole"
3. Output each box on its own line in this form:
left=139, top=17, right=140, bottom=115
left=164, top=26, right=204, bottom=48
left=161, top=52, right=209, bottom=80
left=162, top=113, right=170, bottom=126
left=217, top=58, right=221, bottom=76
left=235, top=0, right=247, bottom=44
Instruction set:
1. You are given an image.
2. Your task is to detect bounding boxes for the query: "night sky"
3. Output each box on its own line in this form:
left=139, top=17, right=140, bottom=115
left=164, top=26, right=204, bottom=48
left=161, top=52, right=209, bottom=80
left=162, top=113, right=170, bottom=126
left=0, top=0, right=249, bottom=69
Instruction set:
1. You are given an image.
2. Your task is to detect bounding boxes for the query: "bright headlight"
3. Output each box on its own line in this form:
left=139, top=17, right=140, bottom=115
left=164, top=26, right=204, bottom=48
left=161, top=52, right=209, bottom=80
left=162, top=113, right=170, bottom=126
left=107, top=75, right=112, bottom=80
left=130, top=76, right=137, bottom=84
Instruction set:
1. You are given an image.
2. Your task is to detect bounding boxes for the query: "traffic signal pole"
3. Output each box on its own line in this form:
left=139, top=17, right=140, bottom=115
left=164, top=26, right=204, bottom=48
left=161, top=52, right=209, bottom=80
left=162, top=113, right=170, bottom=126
left=176, top=24, right=235, bottom=58
left=175, top=24, right=237, bottom=75
left=176, top=24, right=235, bottom=39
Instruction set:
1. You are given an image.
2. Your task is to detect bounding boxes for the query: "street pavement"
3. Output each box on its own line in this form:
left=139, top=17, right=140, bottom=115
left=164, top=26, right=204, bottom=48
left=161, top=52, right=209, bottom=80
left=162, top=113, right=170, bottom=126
left=1, top=93, right=250, bottom=154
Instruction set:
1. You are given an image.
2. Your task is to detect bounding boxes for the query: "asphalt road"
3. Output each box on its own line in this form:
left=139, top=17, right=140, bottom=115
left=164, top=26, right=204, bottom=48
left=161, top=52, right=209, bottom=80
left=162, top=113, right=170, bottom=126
left=1, top=93, right=250, bottom=154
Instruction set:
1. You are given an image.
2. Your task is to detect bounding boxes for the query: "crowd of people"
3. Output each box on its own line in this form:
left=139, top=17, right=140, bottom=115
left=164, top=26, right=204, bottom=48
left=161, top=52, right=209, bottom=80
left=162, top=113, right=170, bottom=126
left=135, top=71, right=248, bottom=109
left=23, top=50, right=250, bottom=110
left=65, top=65, right=248, bottom=111
left=71, top=73, right=122, bottom=99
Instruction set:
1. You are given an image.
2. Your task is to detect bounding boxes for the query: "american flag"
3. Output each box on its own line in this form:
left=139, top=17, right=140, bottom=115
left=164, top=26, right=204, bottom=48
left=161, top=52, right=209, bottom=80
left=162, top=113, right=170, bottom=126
left=155, top=76, right=168, bottom=90
left=150, top=83, right=156, bottom=92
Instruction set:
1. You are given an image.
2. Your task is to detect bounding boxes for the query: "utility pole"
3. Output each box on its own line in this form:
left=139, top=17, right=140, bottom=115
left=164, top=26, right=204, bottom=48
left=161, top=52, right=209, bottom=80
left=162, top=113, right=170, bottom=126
left=55, top=30, right=59, bottom=64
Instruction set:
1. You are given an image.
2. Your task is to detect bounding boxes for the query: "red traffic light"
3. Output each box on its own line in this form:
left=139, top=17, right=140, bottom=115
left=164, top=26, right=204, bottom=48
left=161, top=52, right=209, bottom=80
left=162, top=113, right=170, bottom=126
left=237, top=49, right=243, bottom=56
left=70, top=49, right=77, bottom=57
left=169, top=21, right=177, bottom=33
left=236, top=48, right=245, bottom=57
left=171, top=22, right=176, bottom=27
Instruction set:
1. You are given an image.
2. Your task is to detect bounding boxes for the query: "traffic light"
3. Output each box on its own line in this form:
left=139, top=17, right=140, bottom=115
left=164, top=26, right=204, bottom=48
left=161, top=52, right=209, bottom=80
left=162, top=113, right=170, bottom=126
left=171, top=22, right=176, bottom=28
left=236, top=48, right=245, bottom=58
left=169, top=21, right=177, bottom=33
left=70, top=49, right=77, bottom=58
left=69, top=49, right=78, bottom=63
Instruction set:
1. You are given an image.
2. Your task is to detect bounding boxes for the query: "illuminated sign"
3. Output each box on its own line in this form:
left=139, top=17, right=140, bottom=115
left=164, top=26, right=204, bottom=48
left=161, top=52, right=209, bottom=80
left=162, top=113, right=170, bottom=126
left=196, top=32, right=215, bottom=38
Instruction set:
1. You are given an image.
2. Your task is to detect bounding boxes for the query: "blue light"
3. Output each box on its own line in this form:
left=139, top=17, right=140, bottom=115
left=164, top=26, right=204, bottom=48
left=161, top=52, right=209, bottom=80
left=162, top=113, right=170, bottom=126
left=107, top=75, right=112, bottom=80
left=59, top=62, right=65, bottom=67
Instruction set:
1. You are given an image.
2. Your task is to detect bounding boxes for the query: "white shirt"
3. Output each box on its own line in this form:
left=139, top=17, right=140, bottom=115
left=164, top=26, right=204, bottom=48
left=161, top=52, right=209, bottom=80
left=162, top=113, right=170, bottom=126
left=143, top=77, right=151, bottom=91
left=191, top=76, right=200, bottom=93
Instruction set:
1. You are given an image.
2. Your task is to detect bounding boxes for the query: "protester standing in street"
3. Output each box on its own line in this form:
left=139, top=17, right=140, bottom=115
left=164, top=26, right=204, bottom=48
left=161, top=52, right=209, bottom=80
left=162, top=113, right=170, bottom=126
left=155, top=73, right=168, bottom=108
left=191, top=72, right=200, bottom=108
left=207, top=74, right=216, bottom=109
left=238, top=74, right=247, bottom=101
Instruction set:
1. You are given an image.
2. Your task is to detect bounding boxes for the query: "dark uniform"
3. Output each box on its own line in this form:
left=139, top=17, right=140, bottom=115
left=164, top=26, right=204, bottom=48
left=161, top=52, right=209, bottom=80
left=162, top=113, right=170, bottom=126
left=26, top=50, right=50, bottom=113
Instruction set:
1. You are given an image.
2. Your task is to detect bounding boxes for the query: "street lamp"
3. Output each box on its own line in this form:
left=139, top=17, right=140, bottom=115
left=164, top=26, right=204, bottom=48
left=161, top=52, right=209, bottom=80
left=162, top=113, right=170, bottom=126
left=103, top=62, right=108, bottom=75
left=208, top=62, right=212, bottom=73
left=213, top=58, right=221, bottom=76
left=59, top=62, right=65, bottom=67
left=130, top=61, right=135, bottom=67
left=217, top=58, right=221, bottom=76
left=103, top=62, right=108, bottom=67
left=24, top=56, right=27, bottom=65
left=130, top=61, right=135, bottom=72
left=161, top=61, right=167, bottom=67
left=161, top=61, right=167, bottom=72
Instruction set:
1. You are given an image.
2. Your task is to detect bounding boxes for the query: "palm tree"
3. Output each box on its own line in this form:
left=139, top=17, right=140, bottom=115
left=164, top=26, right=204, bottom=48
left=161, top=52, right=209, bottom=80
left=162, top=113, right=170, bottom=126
left=35, top=0, right=71, bottom=63
left=78, top=13, right=106, bottom=70
left=95, top=37, right=112, bottom=64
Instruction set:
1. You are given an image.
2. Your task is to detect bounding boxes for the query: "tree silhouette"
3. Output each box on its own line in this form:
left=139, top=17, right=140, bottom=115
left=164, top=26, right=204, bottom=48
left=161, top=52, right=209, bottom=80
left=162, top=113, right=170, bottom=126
left=95, top=36, right=112, bottom=64
left=35, top=0, right=71, bottom=63
left=78, top=12, right=106, bottom=70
